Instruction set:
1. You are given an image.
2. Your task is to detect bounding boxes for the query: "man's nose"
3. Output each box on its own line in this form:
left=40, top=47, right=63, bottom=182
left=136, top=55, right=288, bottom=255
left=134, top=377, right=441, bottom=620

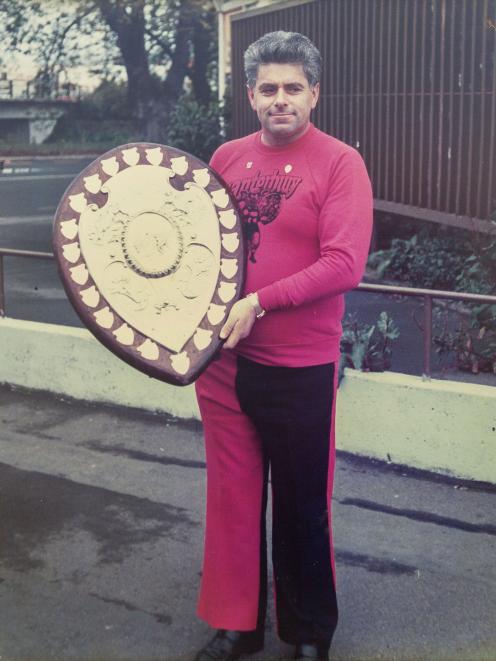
left=274, top=87, right=288, bottom=106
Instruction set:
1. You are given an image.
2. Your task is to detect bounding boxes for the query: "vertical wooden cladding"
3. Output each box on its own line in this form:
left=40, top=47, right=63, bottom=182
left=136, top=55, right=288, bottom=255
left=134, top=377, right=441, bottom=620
left=231, top=0, right=496, bottom=222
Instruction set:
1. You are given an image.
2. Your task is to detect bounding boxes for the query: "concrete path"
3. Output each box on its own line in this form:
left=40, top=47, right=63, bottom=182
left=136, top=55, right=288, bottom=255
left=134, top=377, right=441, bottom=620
left=0, top=385, right=494, bottom=661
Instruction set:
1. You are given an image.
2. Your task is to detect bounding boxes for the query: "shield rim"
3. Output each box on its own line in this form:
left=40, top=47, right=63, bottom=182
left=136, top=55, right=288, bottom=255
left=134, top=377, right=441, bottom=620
left=52, top=142, right=245, bottom=386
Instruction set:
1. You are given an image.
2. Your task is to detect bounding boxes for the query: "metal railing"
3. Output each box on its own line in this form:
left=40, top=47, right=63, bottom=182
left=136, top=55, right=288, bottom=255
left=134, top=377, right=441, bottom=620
left=0, top=78, right=81, bottom=102
left=1, top=247, right=496, bottom=378
left=357, top=282, right=496, bottom=377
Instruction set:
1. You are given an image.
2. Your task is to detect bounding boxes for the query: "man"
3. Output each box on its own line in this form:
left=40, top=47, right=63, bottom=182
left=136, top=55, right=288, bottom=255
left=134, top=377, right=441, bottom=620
left=194, top=31, right=372, bottom=661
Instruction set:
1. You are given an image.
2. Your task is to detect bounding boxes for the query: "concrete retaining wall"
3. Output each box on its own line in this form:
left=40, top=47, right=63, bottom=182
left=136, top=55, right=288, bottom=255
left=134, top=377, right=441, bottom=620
left=2, top=317, right=495, bottom=483
left=336, top=370, right=496, bottom=484
left=0, top=317, right=199, bottom=419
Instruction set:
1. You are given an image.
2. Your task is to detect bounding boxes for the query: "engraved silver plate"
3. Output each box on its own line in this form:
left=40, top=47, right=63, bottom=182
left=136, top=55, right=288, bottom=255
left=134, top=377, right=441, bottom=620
left=53, top=143, right=245, bottom=385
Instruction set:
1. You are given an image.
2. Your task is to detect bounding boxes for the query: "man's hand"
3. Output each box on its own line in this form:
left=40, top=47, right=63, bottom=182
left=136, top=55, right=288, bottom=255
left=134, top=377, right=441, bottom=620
left=220, top=298, right=257, bottom=349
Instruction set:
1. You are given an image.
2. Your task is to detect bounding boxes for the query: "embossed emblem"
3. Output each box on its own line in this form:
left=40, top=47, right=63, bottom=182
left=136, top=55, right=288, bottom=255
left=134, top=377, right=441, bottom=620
left=53, top=143, right=244, bottom=385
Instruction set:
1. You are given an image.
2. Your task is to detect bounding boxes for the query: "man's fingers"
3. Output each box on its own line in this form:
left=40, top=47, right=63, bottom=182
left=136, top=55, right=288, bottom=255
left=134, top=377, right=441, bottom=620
left=219, top=314, right=236, bottom=340
left=222, top=317, right=244, bottom=349
left=219, top=298, right=257, bottom=347
left=223, top=324, right=241, bottom=349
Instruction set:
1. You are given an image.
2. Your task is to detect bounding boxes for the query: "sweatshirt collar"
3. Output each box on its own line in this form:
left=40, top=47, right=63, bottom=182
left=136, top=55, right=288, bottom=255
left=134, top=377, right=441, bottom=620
left=252, top=122, right=316, bottom=154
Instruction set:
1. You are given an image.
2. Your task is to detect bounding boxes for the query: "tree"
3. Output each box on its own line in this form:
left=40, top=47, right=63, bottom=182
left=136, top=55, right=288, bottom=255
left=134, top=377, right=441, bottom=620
left=0, top=0, right=218, bottom=141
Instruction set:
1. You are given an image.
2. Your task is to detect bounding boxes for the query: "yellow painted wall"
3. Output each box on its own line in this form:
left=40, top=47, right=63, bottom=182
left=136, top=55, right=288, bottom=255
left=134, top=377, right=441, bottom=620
left=2, top=317, right=495, bottom=483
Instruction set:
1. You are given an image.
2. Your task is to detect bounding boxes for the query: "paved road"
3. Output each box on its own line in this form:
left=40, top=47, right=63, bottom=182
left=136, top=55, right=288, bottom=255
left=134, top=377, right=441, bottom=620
left=0, top=157, right=93, bottom=327
left=0, top=384, right=495, bottom=661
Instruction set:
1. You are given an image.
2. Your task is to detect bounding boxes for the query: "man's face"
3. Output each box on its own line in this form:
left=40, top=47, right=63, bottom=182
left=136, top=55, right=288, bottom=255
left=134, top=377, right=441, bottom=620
left=247, top=62, right=319, bottom=146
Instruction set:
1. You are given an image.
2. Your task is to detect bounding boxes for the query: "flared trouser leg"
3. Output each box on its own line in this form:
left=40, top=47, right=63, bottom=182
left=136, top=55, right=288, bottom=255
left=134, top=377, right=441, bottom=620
left=235, top=356, right=338, bottom=647
left=195, top=350, right=268, bottom=632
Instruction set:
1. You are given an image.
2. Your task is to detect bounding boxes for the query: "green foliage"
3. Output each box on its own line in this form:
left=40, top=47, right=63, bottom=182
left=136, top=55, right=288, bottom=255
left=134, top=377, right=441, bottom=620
left=339, top=311, right=400, bottom=381
left=368, top=232, right=468, bottom=290
left=47, top=80, right=136, bottom=146
left=456, top=234, right=496, bottom=294
left=434, top=304, right=496, bottom=374
left=47, top=117, right=136, bottom=147
left=76, top=80, right=130, bottom=120
left=368, top=221, right=496, bottom=374
left=368, top=225, right=496, bottom=294
left=164, top=95, right=224, bottom=162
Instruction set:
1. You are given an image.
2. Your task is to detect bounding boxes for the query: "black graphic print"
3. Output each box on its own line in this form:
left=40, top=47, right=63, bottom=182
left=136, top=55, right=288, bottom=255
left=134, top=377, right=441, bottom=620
left=230, top=169, right=302, bottom=262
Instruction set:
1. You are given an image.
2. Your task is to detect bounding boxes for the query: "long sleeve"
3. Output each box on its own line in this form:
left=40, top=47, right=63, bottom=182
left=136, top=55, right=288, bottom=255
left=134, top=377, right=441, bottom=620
left=256, top=148, right=373, bottom=311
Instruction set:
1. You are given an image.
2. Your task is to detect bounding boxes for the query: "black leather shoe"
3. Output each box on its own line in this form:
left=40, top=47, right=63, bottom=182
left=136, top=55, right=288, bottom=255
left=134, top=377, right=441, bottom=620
left=294, top=642, right=330, bottom=661
left=194, top=629, right=264, bottom=660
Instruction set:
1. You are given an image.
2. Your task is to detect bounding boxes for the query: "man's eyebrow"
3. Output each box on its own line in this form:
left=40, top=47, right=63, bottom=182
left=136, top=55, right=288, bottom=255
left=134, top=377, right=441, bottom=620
left=257, top=81, right=305, bottom=89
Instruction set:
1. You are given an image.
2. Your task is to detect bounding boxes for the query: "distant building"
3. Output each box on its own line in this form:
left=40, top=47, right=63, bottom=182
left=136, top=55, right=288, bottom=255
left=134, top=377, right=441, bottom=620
left=0, top=99, right=69, bottom=145
left=0, top=71, right=79, bottom=145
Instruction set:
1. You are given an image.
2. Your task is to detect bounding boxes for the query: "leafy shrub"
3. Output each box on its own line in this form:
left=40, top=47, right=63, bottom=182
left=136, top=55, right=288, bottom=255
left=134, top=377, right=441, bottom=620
left=434, top=304, right=496, bottom=374
left=368, top=222, right=496, bottom=374
left=368, top=225, right=496, bottom=294
left=164, top=95, right=225, bottom=163
left=368, top=232, right=470, bottom=290
left=47, top=118, right=136, bottom=146
left=77, top=80, right=130, bottom=120
left=339, top=311, right=400, bottom=381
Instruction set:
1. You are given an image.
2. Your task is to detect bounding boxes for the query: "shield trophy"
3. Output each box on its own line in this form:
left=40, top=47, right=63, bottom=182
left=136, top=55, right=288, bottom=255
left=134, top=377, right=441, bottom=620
left=53, top=143, right=245, bottom=386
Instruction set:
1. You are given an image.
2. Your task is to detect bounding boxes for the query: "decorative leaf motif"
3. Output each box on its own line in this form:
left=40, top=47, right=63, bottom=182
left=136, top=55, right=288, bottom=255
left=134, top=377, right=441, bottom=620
left=113, top=323, right=134, bottom=345
left=80, top=286, right=100, bottom=308
left=221, top=233, right=239, bottom=253
left=62, top=242, right=81, bottom=264
left=145, top=147, right=163, bottom=166
left=218, top=209, right=237, bottom=229
left=69, top=193, right=87, bottom=213
left=211, top=189, right=229, bottom=208
left=137, top=339, right=159, bottom=360
left=101, top=157, right=119, bottom=177
left=94, top=306, right=114, bottom=329
left=192, top=168, right=210, bottom=187
left=193, top=328, right=213, bottom=350
left=170, top=351, right=190, bottom=374
left=207, top=303, right=226, bottom=325
left=217, top=281, right=236, bottom=303
left=84, top=174, right=102, bottom=194
left=122, top=147, right=140, bottom=166
left=69, top=264, right=89, bottom=285
left=220, top=258, right=238, bottom=279
left=170, top=156, right=188, bottom=175
left=60, top=219, right=78, bottom=240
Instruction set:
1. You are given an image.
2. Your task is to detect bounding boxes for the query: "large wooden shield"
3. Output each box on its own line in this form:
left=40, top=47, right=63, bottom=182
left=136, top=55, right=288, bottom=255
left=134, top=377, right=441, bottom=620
left=53, top=143, right=245, bottom=386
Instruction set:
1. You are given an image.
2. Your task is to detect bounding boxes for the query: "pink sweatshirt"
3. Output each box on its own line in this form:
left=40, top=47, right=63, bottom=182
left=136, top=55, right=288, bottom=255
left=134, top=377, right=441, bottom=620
left=210, top=123, right=373, bottom=367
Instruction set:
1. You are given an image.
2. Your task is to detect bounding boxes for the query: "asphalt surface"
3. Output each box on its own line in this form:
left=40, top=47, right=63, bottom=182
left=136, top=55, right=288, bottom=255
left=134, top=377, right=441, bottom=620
left=0, top=384, right=495, bottom=661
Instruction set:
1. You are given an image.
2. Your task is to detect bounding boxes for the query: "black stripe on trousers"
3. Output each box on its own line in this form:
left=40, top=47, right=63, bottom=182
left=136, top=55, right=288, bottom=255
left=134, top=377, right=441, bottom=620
left=235, top=355, right=338, bottom=648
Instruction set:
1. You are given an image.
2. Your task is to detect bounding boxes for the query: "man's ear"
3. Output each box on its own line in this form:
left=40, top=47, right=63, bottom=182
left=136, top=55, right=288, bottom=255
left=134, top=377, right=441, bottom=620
left=311, top=82, right=320, bottom=109
left=247, top=85, right=256, bottom=110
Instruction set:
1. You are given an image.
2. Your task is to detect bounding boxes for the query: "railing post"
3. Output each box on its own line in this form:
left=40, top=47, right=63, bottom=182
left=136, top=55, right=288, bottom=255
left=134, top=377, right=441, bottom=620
left=0, top=254, right=5, bottom=316
left=423, top=294, right=433, bottom=378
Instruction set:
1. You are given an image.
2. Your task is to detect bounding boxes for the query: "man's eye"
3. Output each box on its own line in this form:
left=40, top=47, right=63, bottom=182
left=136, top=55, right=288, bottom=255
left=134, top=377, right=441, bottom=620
left=260, top=87, right=276, bottom=95
left=286, top=86, right=302, bottom=93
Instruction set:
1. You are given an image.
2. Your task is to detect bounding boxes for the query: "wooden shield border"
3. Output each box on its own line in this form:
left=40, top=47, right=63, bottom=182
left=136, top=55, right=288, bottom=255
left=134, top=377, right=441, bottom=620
left=52, top=142, right=245, bottom=386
